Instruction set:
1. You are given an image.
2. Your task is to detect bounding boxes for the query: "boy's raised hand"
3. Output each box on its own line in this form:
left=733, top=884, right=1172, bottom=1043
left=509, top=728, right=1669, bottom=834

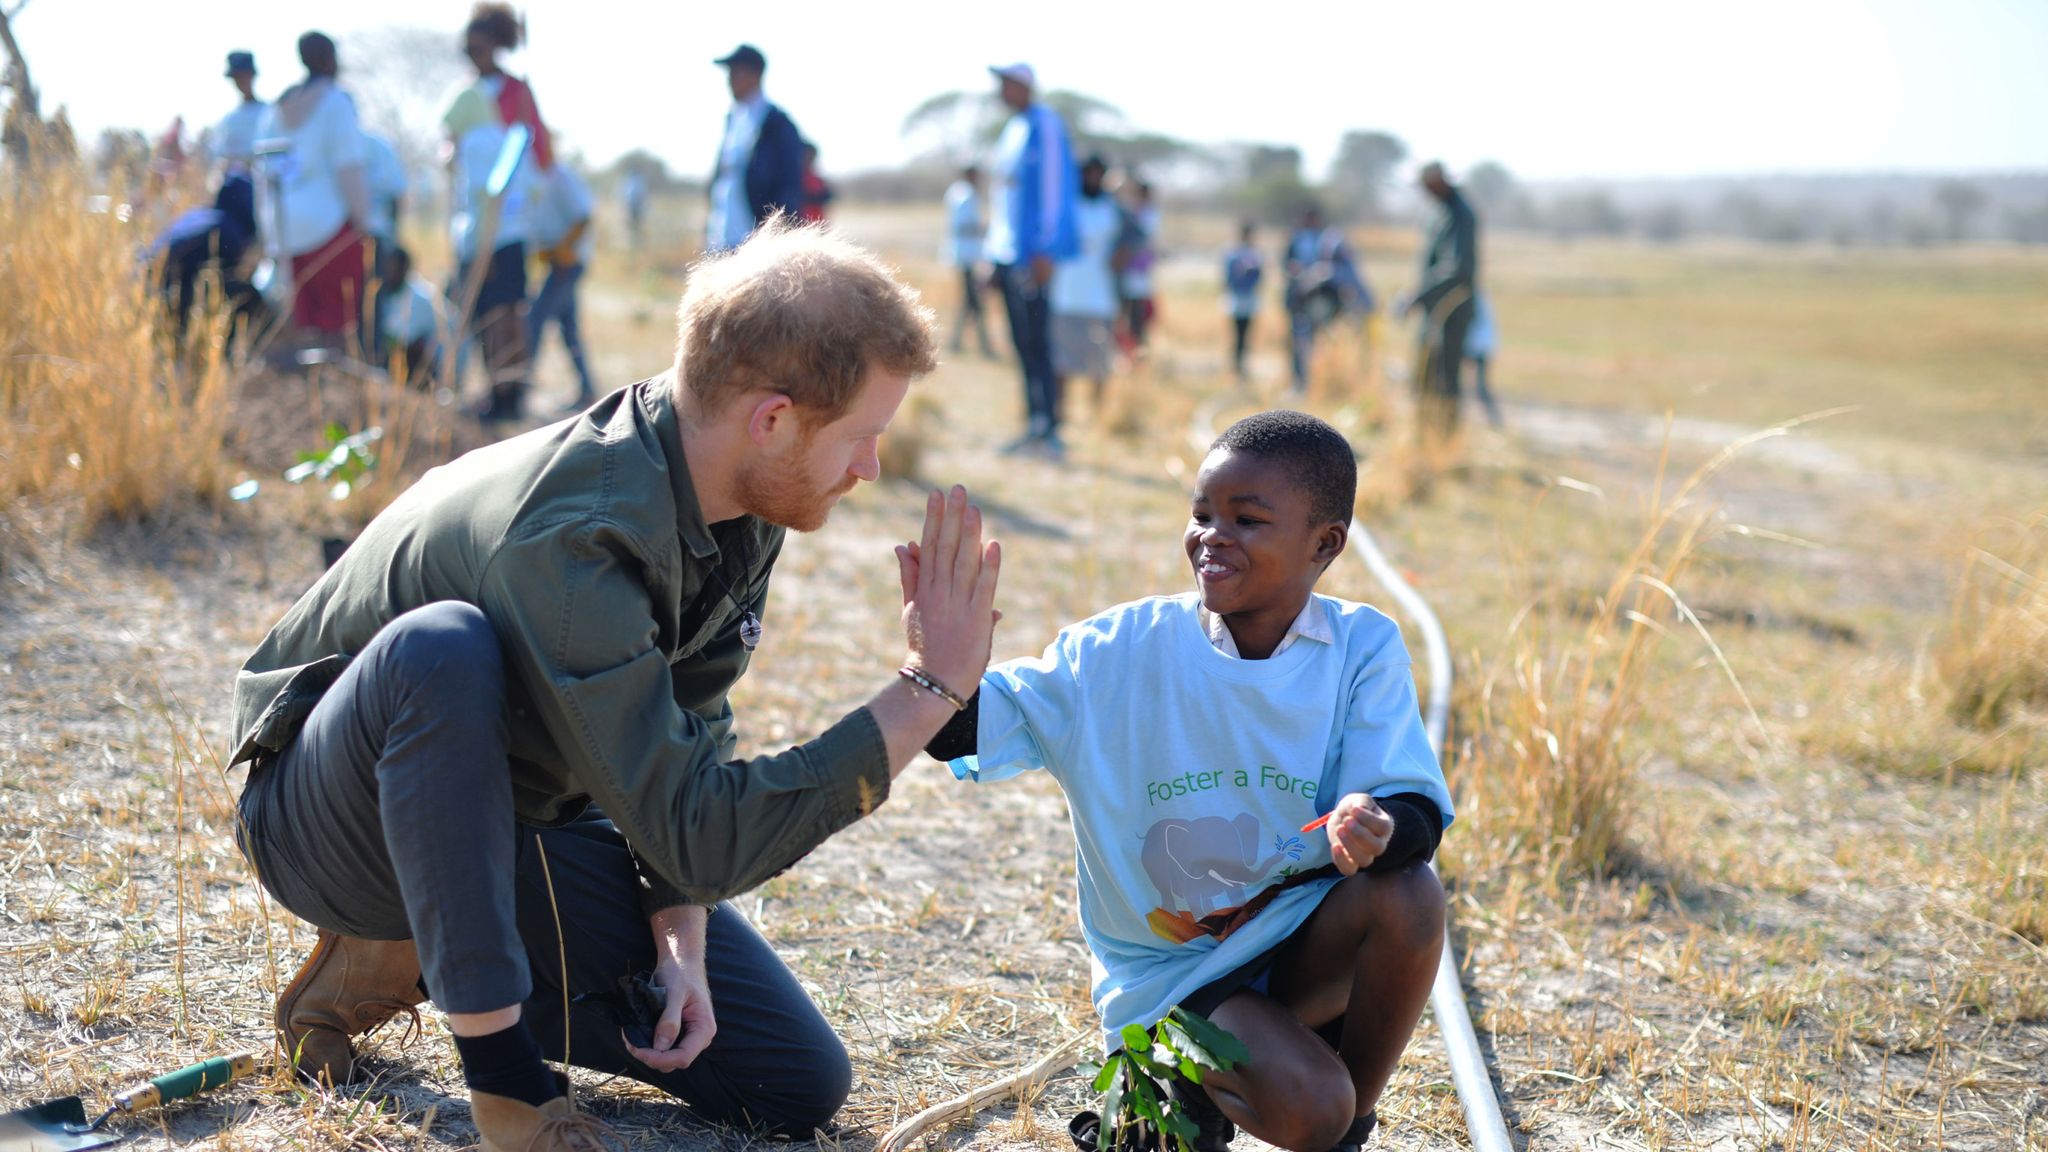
left=894, top=486, right=1002, bottom=700
left=1326, top=792, right=1395, bottom=875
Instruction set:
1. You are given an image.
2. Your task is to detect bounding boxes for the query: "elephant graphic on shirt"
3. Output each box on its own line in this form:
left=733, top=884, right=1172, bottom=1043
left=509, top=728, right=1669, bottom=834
left=1140, top=812, right=1285, bottom=922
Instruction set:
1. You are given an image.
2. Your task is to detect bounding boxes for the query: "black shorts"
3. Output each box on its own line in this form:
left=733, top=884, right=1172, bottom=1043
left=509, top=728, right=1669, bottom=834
left=1178, top=865, right=1340, bottom=1018
left=464, top=240, right=528, bottom=318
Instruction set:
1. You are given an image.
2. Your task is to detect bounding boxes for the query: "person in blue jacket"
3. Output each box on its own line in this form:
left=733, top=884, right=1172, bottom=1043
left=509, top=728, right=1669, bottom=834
left=983, top=62, right=1079, bottom=460
left=705, top=44, right=805, bottom=252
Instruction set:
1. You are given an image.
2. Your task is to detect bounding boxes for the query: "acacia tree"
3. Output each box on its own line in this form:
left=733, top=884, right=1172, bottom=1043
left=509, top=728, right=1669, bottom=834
left=1327, top=129, right=1406, bottom=221
left=1934, top=178, right=1987, bottom=243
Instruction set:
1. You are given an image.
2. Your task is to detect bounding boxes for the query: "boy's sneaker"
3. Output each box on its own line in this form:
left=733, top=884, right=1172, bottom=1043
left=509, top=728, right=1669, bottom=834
left=1326, top=1112, right=1377, bottom=1152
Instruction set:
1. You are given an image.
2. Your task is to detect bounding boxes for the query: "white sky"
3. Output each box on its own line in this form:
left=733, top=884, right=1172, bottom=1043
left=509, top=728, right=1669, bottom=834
left=15, top=0, right=2048, bottom=182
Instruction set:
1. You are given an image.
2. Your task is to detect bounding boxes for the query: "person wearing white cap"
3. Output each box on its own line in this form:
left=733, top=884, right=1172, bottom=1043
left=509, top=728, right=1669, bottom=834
left=983, top=62, right=1079, bottom=458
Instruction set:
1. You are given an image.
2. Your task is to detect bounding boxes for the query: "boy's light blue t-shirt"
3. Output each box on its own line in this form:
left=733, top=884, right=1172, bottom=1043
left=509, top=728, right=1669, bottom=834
left=951, top=593, right=1453, bottom=1039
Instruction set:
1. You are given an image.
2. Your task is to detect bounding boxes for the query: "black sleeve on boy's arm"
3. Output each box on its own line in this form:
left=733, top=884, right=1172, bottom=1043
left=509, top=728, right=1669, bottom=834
left=1365, top=793, right=1443, bottom=873
left=922, top=694, right=980, bottom=762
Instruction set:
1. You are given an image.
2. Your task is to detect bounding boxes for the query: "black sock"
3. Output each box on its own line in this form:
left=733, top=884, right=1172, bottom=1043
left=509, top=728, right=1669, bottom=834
left=452, top=1021, right=561, bottom=1107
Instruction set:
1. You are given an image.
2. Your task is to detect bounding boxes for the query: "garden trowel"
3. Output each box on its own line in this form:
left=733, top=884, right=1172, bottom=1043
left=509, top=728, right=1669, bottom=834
left=0, top=1053, right=260, bottom=1151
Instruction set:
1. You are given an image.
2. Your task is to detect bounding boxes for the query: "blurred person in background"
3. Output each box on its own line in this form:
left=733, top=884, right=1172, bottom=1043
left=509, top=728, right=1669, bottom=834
left=984, top=62, right=1078, bottom=456
left=361, top=130, right=406, bottom=351
left=444, top=2, right=544, bottom=422
left=209, top=51, right=266, bottom=183
left=376, top=244, right=442, bottom=387
left=1048, top=154, right=1122, bottom=448
left=1465, top=291, right=1502, bottom=428
left=526, top=158, right=599, bottom=413
left=1282, top=203, right=1367, bottom=393
left=704, top=43, right=805, bottom=252
left=799, top=140, right=833, bottom=223
left=258, top=32, right=372, bottom=354
left=1401, top=162, right=1478, bottom=437
left=942, top=164, right=995, bottom=357
left=1114, top=176, right=1159, bottom=361
left=621, top=167, right=648, bottom=245
left=1223, top=220, right=1263, bottom=382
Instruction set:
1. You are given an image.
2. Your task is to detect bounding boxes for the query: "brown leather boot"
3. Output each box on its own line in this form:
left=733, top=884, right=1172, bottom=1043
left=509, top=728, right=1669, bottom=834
left=276, top=929, right=426, bottom=1085
left=471, top=1090, right=624, bottom=1152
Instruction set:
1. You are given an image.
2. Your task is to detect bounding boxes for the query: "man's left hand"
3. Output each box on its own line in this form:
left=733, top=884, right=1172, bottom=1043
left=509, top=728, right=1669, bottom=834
left=625, top=954, right=717, bottom=1071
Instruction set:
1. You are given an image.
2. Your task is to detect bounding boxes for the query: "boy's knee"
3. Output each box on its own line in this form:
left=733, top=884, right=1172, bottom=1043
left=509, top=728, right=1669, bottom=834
left=1370, top=862, right=1447, bottom=946
left=1258, top=1058, right=1354, bottom=1151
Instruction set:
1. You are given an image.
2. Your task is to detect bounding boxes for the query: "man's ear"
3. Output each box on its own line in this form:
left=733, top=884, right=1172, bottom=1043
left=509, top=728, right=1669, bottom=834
left=1313, top=519, right=1349, bottom=567
left=744, top=392, right=800, bottom=450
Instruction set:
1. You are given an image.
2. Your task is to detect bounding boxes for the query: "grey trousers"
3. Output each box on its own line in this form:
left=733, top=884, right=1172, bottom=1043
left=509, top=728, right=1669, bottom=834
left=236, top=601, right=851, bottom=1135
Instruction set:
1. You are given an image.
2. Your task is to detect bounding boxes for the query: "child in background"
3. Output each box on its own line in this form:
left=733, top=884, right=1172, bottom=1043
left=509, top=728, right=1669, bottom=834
left=1223, top=221, right=1264, bottom=381
left=376, top=246, right=443, bottom=388
left=923, top=411, right=1452, bottom=1152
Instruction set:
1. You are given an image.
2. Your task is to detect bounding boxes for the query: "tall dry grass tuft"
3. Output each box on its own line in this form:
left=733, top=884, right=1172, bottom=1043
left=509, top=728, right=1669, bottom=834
left=0, top=164, right=236, bottom=536
left=1446, top=421, right=1790, bottom=882
left=1939, top=510, right=2048, bottom=732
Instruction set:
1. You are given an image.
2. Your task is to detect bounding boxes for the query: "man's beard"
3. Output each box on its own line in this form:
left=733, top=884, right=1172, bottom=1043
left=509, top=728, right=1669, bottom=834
left=734, top=453, right=852, bottom=533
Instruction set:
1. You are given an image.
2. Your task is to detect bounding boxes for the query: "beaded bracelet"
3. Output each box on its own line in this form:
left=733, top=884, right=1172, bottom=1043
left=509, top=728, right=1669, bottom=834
left=898, top=665, right=969, bottom=711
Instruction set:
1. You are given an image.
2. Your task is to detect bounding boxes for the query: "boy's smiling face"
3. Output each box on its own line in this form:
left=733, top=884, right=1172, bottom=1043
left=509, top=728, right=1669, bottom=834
left=1184, top=449, right=1348, bottom=657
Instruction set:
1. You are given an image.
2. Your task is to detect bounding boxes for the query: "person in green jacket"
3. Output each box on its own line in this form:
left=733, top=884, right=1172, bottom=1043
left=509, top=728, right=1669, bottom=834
left=230, top=218, right=1002, bottom=1150
left=1402, top=162, right=1479, bottom=438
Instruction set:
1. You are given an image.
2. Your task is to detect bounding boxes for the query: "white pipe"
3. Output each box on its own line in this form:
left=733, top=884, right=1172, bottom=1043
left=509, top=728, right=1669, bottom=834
left=1349, top=525, right=1515, bottom=1152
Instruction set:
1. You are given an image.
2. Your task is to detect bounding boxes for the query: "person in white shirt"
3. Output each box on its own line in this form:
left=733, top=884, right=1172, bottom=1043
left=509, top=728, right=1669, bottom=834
left=704, top=44, right=804, bottom=253
left=211, top=51, right=266, bottom=179
left=1050, top=155, right=1122, bottom=421
left=525, top=163, right=598, bottom=411
left=621, top=169, right=648, bottom=245
left=942, top=165, right=995, bottom=357
left=257, top=32, right=371, bottom=345
left=927, top=410, right=1450, bottom=1152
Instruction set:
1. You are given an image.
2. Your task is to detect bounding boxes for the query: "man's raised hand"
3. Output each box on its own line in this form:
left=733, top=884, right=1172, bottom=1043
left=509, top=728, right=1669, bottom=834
left=894, top=486, right=1002, bottom=700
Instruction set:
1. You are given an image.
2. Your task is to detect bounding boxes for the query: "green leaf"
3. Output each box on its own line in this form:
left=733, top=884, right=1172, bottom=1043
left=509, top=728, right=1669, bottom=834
left=1119, top=1023, right=1154, bottom=1053
left=1167, top=1007, right=1249, bottom=1069
left=324, top=421, right=347, bottom=445
left=1090, top=1056, right=1120, bottom=1094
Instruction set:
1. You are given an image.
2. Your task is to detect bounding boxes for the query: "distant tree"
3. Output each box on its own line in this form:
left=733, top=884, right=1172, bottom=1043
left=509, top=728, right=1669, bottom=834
left=1222, top=143, right=1314, bottom=225
left=1640, top=201, right=1689, bottom=244
left=341, top=25, right=470, bottom=190
left=1326, top=130, right=1406, bottom=221
left=900, top=89, right=1004, bottom=161
left=1464, top=160, right=1537, bottom=229
left=2003, top=199, right=2048, bottom=245
left=1933, top=178, right=1987, bottom=243
left=607, top=148, right=673, bottom=186
left=1549, top=190, right=1627, bottom=239
left=900, top=86, right=1202, bottom=179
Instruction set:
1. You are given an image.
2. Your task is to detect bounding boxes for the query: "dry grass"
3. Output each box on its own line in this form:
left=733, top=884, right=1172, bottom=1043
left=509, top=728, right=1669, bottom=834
left=3, top=196, right=2045, bottom=1152
left=0, top=167, right=236, bottom=536
left=1940, top=510, right=2048, bottom=731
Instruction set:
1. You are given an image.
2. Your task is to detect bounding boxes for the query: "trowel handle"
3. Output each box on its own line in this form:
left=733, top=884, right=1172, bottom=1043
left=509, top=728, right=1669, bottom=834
left=112, top=1053, right=261, bottom=1114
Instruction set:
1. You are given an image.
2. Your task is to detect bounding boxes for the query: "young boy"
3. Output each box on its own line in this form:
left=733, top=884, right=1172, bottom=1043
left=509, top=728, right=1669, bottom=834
left=922, top=410, right=1451, bottom=1152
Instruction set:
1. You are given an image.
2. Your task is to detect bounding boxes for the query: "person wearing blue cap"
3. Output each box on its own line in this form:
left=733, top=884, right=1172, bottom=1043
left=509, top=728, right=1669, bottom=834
left=984, top=62, right=1078, bottom=458
left=705, top=44, right=805, bottom=252
left=212, top=51, right=266, bottom=178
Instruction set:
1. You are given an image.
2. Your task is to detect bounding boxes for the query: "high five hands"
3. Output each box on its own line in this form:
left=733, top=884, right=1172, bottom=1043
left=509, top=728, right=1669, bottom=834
left=895, top=486, right=1002, bottom=702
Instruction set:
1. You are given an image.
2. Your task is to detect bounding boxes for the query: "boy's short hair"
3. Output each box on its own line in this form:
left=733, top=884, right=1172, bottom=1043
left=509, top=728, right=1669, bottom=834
left=1210, top=410, right=1357, bottom=527
left=672, top=216, right=938, bottom=423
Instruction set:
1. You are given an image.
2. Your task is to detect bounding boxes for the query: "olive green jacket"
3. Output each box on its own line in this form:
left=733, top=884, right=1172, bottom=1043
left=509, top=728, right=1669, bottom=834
left=231, top=377, right=891, bottom=910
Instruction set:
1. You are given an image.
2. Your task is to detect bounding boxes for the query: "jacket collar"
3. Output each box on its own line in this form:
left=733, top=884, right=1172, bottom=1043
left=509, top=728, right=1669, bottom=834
left=641, top=377, right=722, bottom=560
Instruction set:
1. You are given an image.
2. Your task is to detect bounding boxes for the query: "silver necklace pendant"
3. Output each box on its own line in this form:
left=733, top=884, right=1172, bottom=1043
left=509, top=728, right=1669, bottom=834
left=739, top=611, right=763, bottom=651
